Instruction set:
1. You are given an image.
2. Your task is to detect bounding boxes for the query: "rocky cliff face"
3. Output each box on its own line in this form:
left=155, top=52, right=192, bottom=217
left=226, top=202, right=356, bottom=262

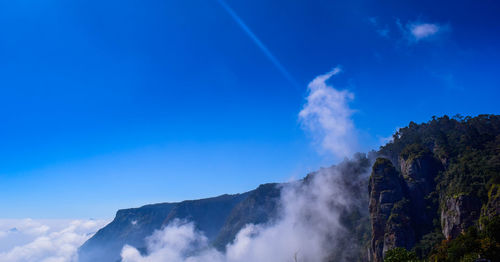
left=369, top=115, right=500, bottom=261
left=440, top=194, right=482, bottom=239
left=400, top=152, right=442, bottom=237
left=369, top=158, right=414, bottom=262
left=369, top=151, right=443, bottom=261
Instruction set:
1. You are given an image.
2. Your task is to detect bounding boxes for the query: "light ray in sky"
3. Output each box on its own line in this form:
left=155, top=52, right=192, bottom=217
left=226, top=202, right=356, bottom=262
left=216, top=0, right=300, bottom=89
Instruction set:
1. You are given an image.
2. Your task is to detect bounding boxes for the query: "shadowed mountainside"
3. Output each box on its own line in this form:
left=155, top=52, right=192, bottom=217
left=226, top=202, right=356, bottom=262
left=78, top=186, right=280, bottom=262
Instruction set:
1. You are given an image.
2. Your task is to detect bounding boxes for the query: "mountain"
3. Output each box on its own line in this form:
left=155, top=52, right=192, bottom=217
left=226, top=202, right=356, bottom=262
left=79, top=114, right=500, bottom=262
left=78, top=184, right=280, bottom=262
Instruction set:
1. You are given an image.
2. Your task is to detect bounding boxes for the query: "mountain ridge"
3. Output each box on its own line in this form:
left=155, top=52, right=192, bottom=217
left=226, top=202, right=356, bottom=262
left=78, top=186, right=281, bottom=262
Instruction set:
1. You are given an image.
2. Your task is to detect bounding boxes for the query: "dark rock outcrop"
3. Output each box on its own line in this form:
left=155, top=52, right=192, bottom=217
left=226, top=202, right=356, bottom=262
left=400, top=152, right=442, bottom=237
left=369, top=153, right=442, bottom=261
left=369, top=158, right=411, bottom=262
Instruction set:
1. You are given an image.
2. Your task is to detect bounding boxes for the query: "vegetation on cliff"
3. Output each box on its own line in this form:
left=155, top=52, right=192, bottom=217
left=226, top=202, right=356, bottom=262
left=375, top=114, right=500, bottom=261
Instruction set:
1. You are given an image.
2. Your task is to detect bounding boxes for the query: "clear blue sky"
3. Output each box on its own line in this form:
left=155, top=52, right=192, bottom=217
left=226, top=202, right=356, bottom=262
left=0, top=0, right=499, bottom=218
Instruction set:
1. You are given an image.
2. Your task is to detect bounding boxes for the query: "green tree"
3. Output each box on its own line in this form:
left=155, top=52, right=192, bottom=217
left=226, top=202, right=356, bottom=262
left=385, top=247, right=418, bottom=262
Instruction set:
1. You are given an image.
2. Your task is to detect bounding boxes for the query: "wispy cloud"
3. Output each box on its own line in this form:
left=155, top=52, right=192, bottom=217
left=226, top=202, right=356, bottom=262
left=398, top=20, right=448, bottom=43
left=298, top=67, right=357, bottom=159
left=408, top=22, right=440, bottom=40
left=370, top=17, right=449, bottom=44
left=368, top=17, right=390, bottom=38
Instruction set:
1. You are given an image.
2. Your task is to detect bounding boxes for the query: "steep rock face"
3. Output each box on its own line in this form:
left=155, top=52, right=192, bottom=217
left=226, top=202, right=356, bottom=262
left=368, top=115, right=500, bottom=260
left=369, top=153, right=442, bottom=261
left=382, top=198, right=415, bottom=255
left=369, top=158, right=410, bottom=262
left=441, top=194, right=482, bottom=239
left=400, top=152, right=442, bottom=236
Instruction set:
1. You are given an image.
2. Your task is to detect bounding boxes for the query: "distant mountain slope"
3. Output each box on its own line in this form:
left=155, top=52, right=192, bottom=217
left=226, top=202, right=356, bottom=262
left=78, top=187, right=280, bottom=262
left=79, top=202, right=176, bottom=262
left=213, top=183, right=281, bottom=250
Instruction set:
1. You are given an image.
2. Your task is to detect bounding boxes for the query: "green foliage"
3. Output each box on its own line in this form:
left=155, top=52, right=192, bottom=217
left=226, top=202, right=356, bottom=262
left=488, top=184, right=500, bottom=200
left=412, top=230, right=445, bottom=258
left=387, top=198, right=411, bottom=227
left=428, top=216, right=500, bottom=261
left=381, top=114, right=500, bottom=202
left=400, top=143, right=432, bottom=161
left=385, top=247, right=419, bottom=262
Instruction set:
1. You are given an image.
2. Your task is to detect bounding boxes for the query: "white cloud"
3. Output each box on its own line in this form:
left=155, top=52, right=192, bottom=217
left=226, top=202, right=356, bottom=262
left=409, top=23, right=440, bottom=40
left=396, top=20, right=448, bottom=43
left=0, top=219, right=108, bottom=262
left=371, top=18, right=449, bottom=44
left=121, top=220, right=223, bottom=262
left=298, top=67, right=357, bottom=159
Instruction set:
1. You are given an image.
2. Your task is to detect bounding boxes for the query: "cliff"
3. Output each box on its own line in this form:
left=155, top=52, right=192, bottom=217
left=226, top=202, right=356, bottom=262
left=369, top=114, right=500, bottom=261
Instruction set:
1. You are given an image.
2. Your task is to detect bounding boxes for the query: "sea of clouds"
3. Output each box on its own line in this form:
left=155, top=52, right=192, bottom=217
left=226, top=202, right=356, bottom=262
left=0, top=219, right=108, bottom=262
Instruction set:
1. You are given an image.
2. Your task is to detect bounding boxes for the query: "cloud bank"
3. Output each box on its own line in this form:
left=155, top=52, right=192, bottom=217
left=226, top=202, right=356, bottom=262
left=298, top=67, right=357, bottom=159
left=0, top=219, right=107, bottom=262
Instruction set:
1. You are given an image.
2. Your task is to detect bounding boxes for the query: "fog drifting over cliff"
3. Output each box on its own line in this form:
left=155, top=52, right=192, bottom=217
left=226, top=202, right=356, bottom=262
left=121, top=155, right=371, bottom=262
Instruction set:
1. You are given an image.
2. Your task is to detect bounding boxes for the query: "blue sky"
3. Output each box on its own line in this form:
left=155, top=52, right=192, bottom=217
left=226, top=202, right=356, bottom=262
left=0, top=0, right=499, bottom=218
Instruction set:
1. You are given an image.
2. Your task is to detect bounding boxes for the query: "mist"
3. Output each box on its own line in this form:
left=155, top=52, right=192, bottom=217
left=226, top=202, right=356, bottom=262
left=120, top=153, right=373, bottom=262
